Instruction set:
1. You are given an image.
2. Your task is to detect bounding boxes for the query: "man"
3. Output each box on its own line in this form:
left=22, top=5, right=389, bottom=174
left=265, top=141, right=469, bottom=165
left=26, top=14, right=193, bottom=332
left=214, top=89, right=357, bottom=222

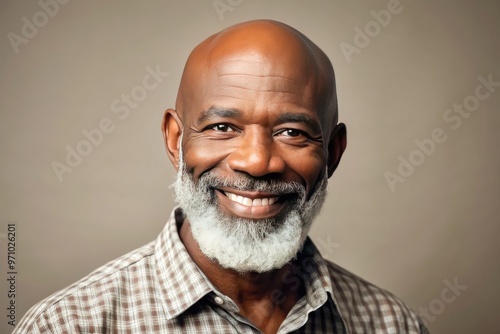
left=14, top=20, right=428, bottom=333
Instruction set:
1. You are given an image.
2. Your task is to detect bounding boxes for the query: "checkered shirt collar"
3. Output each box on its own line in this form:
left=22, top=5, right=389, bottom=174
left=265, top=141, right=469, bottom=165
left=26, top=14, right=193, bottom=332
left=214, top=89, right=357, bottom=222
left=154, top=207, right=213, bottom=319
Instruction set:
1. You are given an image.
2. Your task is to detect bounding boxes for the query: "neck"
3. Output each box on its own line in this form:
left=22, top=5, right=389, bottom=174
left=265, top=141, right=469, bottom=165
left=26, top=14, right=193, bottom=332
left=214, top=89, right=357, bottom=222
left=179, top=219, right=305, bottom=334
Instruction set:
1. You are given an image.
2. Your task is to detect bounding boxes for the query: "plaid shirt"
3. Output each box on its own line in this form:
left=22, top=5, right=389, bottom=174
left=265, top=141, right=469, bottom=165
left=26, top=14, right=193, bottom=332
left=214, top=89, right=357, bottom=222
left=14, top=208, right=429, bottom=333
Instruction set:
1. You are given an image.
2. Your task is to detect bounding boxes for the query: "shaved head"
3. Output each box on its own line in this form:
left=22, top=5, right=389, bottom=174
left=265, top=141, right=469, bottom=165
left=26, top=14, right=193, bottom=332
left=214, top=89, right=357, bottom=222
left=176, top=20, right=338, bottom=135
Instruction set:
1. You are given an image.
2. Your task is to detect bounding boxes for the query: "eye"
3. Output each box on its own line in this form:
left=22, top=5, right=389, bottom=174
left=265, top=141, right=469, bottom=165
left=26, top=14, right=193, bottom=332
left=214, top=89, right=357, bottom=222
left=277, top=128, right=308, bottom=138
left=281, top=129, right=302, bottom=137
left=274, top=128, right=321, bottom=146
left=211, top=124, right=235, bottom=132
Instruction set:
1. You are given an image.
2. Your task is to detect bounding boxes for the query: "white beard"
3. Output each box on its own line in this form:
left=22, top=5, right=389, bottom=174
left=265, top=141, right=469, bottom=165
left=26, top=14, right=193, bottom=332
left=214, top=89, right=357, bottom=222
left=174, top=155, right=328, bottom=273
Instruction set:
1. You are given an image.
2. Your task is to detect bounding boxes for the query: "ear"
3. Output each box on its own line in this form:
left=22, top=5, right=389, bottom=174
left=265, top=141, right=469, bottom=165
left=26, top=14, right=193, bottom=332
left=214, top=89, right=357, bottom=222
left=161, top=108, right=183, bottom=170
left=327, top=123, right=347, bottom=178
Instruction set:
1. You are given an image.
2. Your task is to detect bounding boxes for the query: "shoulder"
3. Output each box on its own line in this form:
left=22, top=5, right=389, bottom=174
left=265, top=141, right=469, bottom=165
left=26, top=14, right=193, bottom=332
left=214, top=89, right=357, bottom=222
left=325, top=260, right=429, bottom=333
left=13, top=241, right=156, bottom=334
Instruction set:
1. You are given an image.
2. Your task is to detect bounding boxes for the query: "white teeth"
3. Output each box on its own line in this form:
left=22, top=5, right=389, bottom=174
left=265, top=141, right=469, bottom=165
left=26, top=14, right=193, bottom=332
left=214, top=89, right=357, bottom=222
left=224, top=192, right=278, bottom=207
left=252, top=198, right=262, bottom=206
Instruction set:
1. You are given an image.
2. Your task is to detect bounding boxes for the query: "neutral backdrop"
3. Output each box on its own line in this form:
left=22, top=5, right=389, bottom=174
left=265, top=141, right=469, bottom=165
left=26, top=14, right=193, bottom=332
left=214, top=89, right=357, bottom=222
left=1, top=1, right=499, bottom=333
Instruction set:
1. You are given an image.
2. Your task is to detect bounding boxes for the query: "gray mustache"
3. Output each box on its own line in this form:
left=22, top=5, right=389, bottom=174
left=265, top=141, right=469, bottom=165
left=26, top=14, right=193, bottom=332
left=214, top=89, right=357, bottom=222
left=199, top=172, right=306, bottom=196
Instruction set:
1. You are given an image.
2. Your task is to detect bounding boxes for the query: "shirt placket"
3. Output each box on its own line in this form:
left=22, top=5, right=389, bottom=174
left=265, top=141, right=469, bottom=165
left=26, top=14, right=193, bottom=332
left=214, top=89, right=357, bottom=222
left=207, top=292, right=263, bottom=334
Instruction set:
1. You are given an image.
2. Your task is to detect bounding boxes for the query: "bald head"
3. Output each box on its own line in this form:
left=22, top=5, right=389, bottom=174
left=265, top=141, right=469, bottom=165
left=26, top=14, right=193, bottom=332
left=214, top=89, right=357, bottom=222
left=163, top=20, right=346, bottom=181
left=176, top=20, right=338, bottom=131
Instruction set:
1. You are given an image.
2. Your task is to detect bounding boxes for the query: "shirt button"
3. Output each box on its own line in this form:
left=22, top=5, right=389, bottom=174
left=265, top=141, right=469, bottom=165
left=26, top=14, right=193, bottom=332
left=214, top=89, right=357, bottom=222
left=214, top=296, right=224, bottom=305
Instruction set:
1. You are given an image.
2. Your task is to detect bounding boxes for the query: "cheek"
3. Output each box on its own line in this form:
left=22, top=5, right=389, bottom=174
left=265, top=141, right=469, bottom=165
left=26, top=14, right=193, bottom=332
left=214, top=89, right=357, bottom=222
left=182, top=138, right=232, bottom=179
left=283, top=148, right=325, bottom=195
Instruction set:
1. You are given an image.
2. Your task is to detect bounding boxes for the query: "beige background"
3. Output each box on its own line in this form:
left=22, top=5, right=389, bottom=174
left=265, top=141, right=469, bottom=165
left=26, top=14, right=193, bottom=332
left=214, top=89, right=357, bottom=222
left=1, top=1, right=499, bottom=333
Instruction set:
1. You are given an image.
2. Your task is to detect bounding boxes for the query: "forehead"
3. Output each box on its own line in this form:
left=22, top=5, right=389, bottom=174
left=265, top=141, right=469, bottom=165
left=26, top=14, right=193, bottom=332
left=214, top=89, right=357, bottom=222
left=186, top=52, right=318, bottom=121
left=216, top=56, right=308, bottom=95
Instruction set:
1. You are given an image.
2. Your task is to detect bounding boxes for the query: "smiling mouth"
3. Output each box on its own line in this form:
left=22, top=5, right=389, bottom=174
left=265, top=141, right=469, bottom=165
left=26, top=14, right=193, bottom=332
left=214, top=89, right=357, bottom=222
left=223, top=191, right=279, bottom=207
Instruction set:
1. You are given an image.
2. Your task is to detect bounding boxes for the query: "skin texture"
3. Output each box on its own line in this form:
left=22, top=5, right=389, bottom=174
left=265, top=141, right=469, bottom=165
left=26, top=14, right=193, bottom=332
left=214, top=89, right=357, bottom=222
left=161, top=20, right=347, bottom=334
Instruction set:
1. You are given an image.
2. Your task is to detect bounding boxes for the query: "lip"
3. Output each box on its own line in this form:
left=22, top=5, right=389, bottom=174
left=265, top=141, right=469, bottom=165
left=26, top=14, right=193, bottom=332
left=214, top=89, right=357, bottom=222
left=214, top=187, right=290, bottom=219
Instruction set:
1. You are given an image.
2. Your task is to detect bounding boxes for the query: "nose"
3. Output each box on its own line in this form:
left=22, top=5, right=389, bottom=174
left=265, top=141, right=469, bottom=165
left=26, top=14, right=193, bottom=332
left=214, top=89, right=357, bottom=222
left=227, top=128, right=286, bottom=177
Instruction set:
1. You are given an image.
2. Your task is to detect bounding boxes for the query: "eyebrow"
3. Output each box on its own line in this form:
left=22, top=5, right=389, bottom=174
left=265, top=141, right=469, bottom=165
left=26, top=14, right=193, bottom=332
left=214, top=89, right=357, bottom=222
left=276, top=112, right=322, bottom=134
left=197, top=107, right=242, bottom=123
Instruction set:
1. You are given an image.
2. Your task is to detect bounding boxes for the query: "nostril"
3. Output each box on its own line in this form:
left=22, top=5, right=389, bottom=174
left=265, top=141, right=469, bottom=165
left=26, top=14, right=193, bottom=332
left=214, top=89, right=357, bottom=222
left=227, top=149, right=285, bottom=177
